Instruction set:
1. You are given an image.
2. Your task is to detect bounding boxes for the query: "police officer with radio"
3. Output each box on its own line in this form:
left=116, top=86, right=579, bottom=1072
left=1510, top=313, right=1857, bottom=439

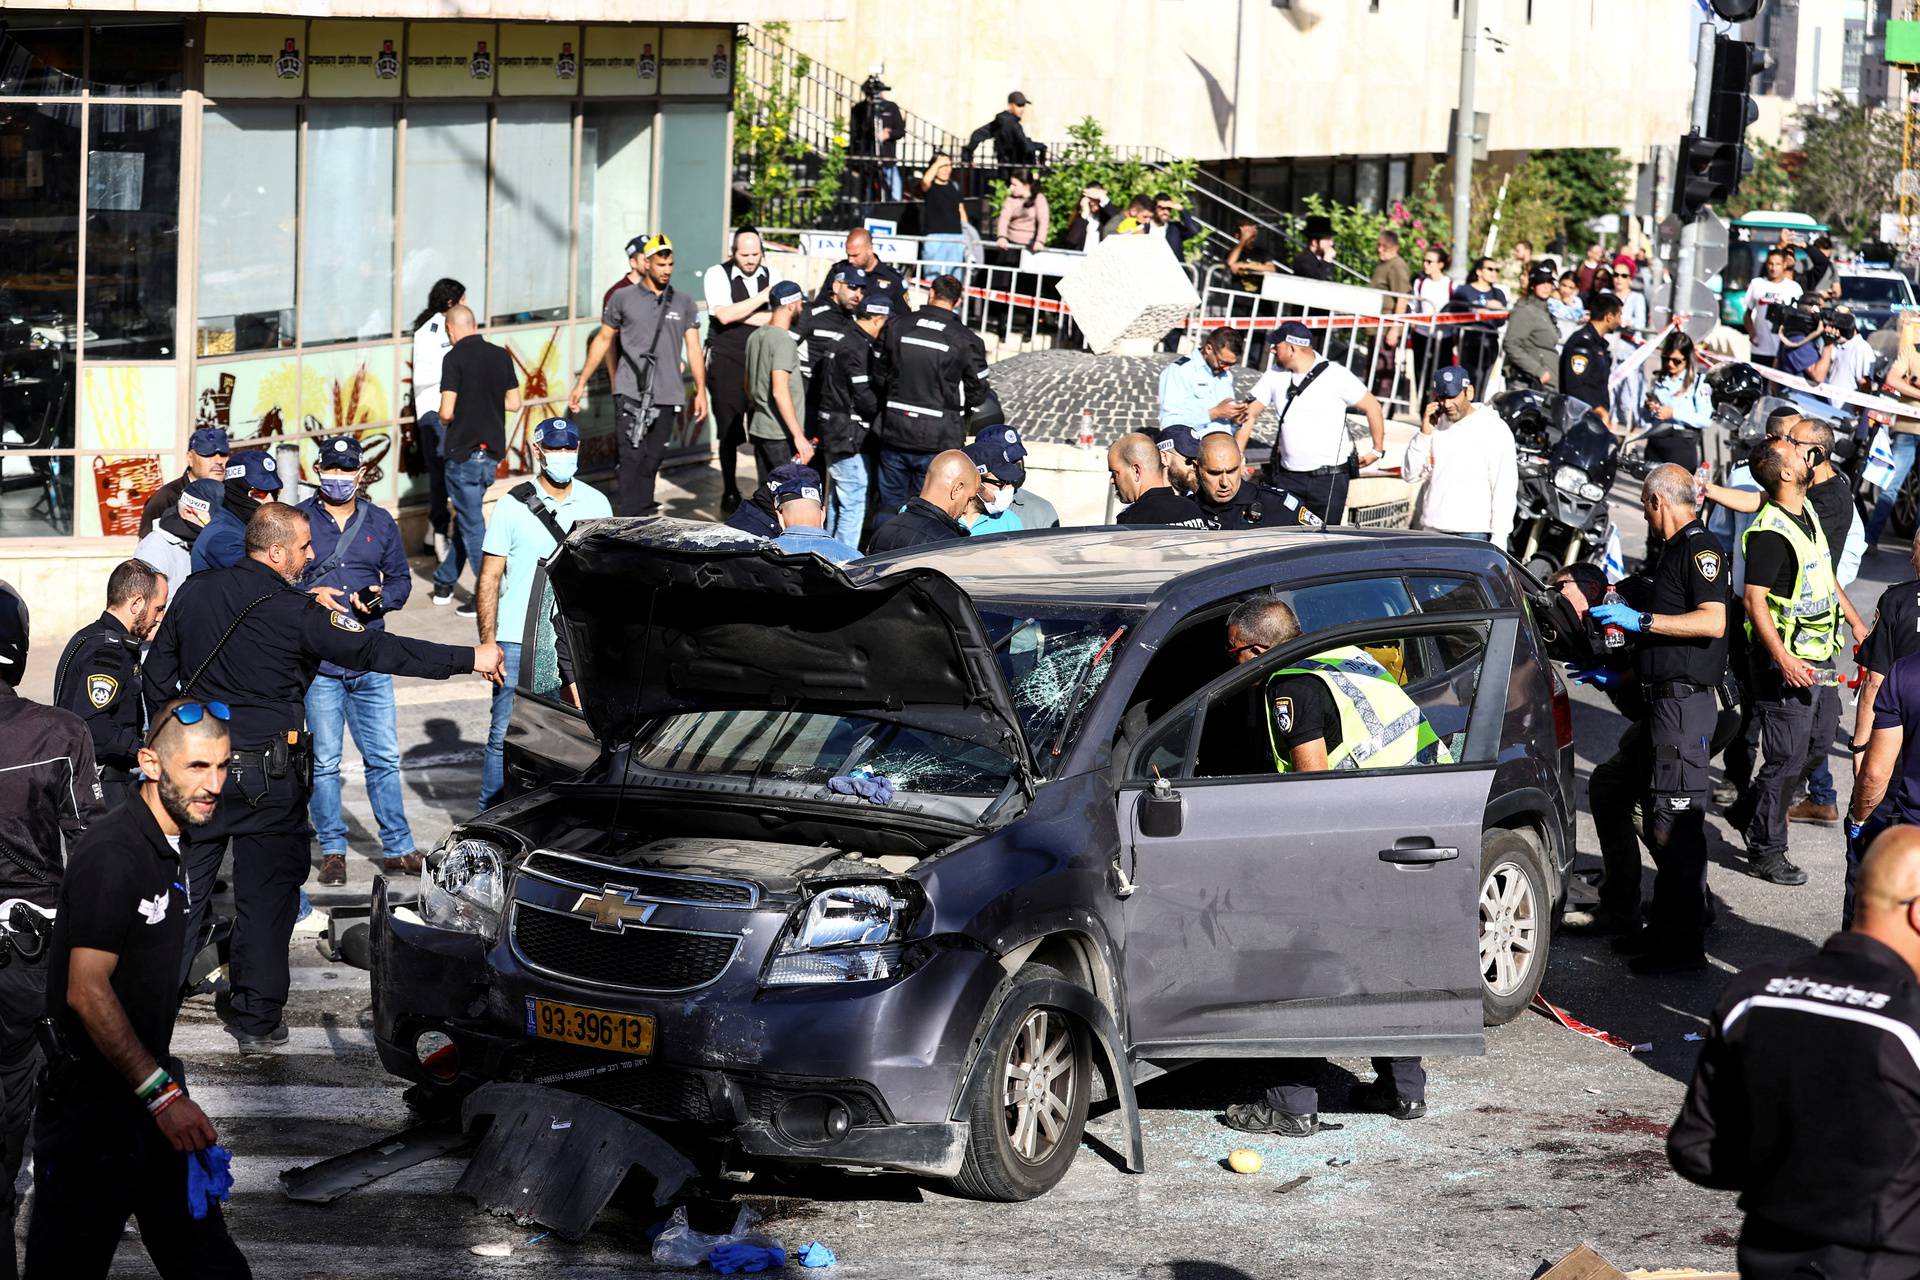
left=1560, top=292, right=1621, bottom=427
left=52, top=559, right=168, bottom=810
left=1192, top=432, right=1323, bottom=531
left=142, top=505, right=503, bottom=1052
left=1588, top=465, right=1732, bottom=974
left=875, top=274, right=1001, bottom=514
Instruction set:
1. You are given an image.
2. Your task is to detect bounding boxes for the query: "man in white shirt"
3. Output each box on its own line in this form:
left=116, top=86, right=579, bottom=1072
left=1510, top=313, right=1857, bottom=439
left=1404, top=365, right=1519, bottom=545
left=1744, top=248, right=1804, bottom=369
left=702, top=229, right=774, bottom=513
left=1242, top=320, right=1385, bottom=526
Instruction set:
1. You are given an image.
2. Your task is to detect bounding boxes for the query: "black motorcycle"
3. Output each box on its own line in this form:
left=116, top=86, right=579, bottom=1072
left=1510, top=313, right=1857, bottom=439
left=1494, top=388, right=1619, bottom=583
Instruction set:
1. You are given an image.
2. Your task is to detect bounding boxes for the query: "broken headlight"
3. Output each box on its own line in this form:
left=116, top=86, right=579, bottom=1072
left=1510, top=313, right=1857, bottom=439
left=763, top=883, right=915, bottom=986
left=419, top=837, right=506, bottom=937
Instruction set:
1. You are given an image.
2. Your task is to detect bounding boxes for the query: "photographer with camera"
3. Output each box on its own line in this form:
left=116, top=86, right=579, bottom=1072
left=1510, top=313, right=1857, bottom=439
left=1821, top=305, right=1874, bottom=423
left=848, top=73, right=906, bottom=205
left=1775, top=299, right=1836, bottom=389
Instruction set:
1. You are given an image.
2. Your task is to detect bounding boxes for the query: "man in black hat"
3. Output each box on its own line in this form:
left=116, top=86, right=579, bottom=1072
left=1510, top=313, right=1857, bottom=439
left=992, top=91, right=1040, bottom=168
left=1291, top=216, right=1338, bottom=282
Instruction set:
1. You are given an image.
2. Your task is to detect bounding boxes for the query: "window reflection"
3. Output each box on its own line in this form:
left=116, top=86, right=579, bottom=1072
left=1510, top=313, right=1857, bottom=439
left=87, top=19, right=185, bottom=97
left=303, top=105, right=395, bottom=345
left=0, top=101, right=81, bottom=475
left=197, top=106, right=296, bottom=354
left=490, top=103, right=571, bottom=325
left=0, top=20, right=84, bottom=98
left=86, top=104, right=180, bottom=359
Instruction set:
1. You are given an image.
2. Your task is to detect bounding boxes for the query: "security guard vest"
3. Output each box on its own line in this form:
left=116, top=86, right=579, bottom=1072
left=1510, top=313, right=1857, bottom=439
left=1741, top=502, right=1839, bottom=662
left=1267, top=646, right=1453, bottom=772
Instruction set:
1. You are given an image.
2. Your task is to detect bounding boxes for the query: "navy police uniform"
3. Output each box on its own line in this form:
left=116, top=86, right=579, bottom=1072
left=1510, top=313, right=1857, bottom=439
left=1196, top=482, right=1325, bottom=531
left=875, top=305, right=1000, bottom=512
left=866, top=498, right=970, bottom=554
left=142, top=558, right=474, bottom=1039
left=1558, top=321, right=1612, bottom=412
left=1843, top=576, right=1920, bottom=923
left=1671, top=931, right=1920, bottom=1277
left=50, top=612, right=144, bottom=808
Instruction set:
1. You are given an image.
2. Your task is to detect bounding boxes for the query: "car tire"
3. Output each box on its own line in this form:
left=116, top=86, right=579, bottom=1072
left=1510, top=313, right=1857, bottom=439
left=1894, top=468, right=1920, bottom=541
left=1479, top=829, right=1549, bottom=1026
left=951, top=964, right=1092, bottom=1203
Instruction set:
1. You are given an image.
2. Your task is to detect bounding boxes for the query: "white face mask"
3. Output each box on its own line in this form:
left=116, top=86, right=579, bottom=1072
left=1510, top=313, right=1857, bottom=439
left=982, top=485, right=1015, bottom=516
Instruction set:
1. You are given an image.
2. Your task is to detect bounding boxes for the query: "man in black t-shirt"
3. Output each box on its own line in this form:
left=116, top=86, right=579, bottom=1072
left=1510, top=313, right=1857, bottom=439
left=431, top=305, right=521, bottom=607
left=1107, top=433, right=1206, bottom=528
left=1786, top=417, right=1866, bottom=827
left=26, top=698, right=249, bottom=1278
left=1587, top=465, right=1732, bottom=973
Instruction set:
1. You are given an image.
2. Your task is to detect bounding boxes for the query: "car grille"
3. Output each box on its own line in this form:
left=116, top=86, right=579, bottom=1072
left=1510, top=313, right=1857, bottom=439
left=521, top=853, right=757, bottom=906
left=508, top=1043, right=717, bottom=1123
left=511, top=903, right=740, bottom=992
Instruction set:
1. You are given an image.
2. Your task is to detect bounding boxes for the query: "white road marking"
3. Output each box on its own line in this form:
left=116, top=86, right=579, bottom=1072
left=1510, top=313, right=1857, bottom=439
left=190, top=1084, right=412, bottom=1122
left=170, top=1025, right=379, bottom=1057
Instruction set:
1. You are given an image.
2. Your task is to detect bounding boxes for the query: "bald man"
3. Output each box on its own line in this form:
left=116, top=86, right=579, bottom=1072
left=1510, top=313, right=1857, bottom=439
left=866, top=449, right=981, bottom=554
left=815, top=228, right=906, bottom=309
left=1109, top=433, right=1206, bottom=527
left=1194, top=433, right=1323, bottom=531
left=1671, top=825, right=1920, bottom=1276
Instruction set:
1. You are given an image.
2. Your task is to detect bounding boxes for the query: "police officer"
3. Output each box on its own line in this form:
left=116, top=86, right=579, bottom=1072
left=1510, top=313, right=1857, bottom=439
left=814, top=228, right=907, bottom=309
left=143, top=505, right=504, bottom=1052
left=1842, top=537, right=1920, bottom=922
left=815, top=293, right=891, bottom=546
left=867, top=449, right=981, bottom=553
left=1671, top=825, right=1920, bottom=1278
left=0, top=581, right=103, bottom=1280
left=875, top=274, right=1000, bottom=514
left=1559, top=290, right=1622, bottom=427
left=1193, top=432, right=1323, bottom=531
left=797, top=263, right=863, bottom=390
left=1107, top=433, right=1207, bottom=527
left=1218, top=597, right=1442, bottom=1137
left=1157, top=326, right=1252, bottom=435
left=724, top=462, right=826, bottom=541
left=192, top=449, right=282, bottom=574
left=1739, top=437, right=1858, bottom=888
left=1587, top=465, right=1732, bottom=973
left=52, top=559, right=168, bottom=810
left=24, top=698, right=248, bottom=1280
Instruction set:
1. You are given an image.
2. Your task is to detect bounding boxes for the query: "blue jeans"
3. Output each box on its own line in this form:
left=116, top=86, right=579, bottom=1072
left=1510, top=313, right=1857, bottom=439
left=306, top=670, right=414, bottom=859
left=434, top=452, right=494, bottom=589
left=417, top=409, right=449, bottom=536
left=479, top=641, right=522, bottom=813
left=922, top=234, right=965, bottom=280
left=1865, top=431, right=1920, bottom=545
left=880, top=164, right=902, bottom=203
left=828, top=453, right=869, bottom=546
left=876, top=447, right=935, bottom=518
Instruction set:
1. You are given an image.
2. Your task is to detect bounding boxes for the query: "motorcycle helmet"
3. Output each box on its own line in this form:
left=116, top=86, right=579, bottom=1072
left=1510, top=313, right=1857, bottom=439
left=1490, top=387, right=1561, bottom=454
left=0, top=581, right=26, bottom=690
left=1707, top=362, right=1767, bottom=420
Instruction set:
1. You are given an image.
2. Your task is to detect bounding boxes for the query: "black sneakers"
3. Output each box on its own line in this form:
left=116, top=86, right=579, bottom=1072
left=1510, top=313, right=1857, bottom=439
left=1222, top=1104, right=1343, bottom=1137
left=235, top=1023, right=291, bottom=1056
left=455, top=600, right=477, bottom=619
left=1744, top=854, right=1809, bottom=886
left=431, top=584, right=455, bottom=606
left=1350, top=1080, right=1427, bottom=1121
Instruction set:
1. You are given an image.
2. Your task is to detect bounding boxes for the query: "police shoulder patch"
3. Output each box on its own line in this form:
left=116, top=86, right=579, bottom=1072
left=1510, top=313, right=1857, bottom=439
left=1272, top=695, right=1294, bottom=735
left=1694, top=549, right=1723, bottom=582
left=328, top=611, right=365, bottom=633
left=1569, top=354, right=1590, bottom=375
left=85, top=674, right=118, bottom=708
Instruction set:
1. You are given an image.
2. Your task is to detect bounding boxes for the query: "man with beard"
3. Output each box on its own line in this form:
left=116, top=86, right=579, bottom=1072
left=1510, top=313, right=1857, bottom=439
left=24, top=698, right=250, bottom=1279
left=191, top=450, right=282, bottom=574
left=143, top=505, right=503, bottom=1053
left=1194, top=433, right=1324, bottom=531
left=0, top=581, right=103, bottom=1280
left=52, top=560, right=170, bottom=810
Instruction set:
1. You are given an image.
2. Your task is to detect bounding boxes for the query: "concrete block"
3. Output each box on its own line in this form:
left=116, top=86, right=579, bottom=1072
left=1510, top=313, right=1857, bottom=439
left=1056, top=235, right=1199, bottom=356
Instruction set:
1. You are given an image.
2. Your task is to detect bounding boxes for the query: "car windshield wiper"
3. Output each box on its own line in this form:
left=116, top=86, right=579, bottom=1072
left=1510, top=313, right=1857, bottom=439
left=1048, top=626, right=1128, bottom=761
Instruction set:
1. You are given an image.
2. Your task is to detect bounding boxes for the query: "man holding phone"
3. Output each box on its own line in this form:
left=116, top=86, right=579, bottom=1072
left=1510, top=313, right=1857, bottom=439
left=298, top=434, right=421, bottom=887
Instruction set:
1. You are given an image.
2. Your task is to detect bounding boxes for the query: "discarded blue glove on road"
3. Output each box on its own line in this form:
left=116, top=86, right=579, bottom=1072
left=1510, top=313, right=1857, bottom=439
left=709, top=1242, right=787, bottom=1274
left=1568, top=667, right=1619, bottom=689
left=799, top=1240, right=837, bottom=1268
left=187, top=1144, right=234, bottom=1220
left=828, top=769, right=895, bottom=805
left=1590, top=602, right=1644, bottom=633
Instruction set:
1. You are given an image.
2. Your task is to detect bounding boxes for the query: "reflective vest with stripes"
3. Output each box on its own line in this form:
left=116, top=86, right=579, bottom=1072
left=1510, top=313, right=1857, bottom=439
left=1267, top=646, right=1453, bottom=772
left=1741, top=501, right=1839, bottom=662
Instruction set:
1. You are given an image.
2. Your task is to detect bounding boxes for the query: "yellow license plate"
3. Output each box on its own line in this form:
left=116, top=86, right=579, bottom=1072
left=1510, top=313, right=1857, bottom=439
left=524, top=998, right=655, bottom=1057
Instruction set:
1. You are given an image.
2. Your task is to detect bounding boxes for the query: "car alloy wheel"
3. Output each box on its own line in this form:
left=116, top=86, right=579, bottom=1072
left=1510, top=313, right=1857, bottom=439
left=1480, top=857, right=1540, bottom=999
left=1002, top=1008, right=1077, bottom=1165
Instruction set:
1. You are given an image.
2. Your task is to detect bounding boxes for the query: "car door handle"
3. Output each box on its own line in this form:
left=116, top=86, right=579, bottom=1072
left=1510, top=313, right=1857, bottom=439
left=1378, top=838, right=1460, bottom=865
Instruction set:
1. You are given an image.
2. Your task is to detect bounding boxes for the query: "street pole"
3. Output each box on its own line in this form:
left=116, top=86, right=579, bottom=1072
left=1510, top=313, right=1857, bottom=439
left=1668, top=22, right=1717, bottom=328
left=1449, top=0, right=1478, bottom=281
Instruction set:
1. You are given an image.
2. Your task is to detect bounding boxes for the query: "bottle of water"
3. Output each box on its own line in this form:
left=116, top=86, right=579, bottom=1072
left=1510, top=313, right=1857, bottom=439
left=1693, top=463, right=1711, bottom=508
left=1077, top=409, right=1096, bottom=450
left=1601, top=587, right=1628, bottom=650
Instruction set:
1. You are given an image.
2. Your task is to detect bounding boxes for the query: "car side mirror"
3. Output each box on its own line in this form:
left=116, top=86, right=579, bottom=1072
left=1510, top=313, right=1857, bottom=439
left=1137, top=777, right=1184, bottom=839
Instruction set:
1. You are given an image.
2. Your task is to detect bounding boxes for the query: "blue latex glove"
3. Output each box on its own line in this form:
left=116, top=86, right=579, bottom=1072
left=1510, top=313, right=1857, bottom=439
left=186, top=1144, right=234, bottom=1221
left=1590, top=602, right=1644, bottom=633
left=828, top=770, right=895, bottom=805
left=799, top=1241, right=837, bottom=1268
left=709, top=1243, right=787, bottom=1274
left=1568, top=667, right=1619, bottom=689
left=1848, top=819, right=1866, bottom=841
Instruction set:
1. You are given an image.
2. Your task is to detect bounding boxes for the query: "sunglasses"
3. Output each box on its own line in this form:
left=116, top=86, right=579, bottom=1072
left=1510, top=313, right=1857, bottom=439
left=1225, top=642, right=1267, bottom=659
left=169, top=701, right=231, bottom=727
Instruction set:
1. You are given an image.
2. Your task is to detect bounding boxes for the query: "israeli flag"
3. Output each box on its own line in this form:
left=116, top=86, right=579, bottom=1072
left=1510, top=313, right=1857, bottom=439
left=1602, top=523, right=1626, bottom=583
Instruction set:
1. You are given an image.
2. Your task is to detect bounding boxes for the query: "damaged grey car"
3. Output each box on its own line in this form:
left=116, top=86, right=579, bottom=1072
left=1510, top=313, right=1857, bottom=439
left=370, top=520, right=1576, bottom=1201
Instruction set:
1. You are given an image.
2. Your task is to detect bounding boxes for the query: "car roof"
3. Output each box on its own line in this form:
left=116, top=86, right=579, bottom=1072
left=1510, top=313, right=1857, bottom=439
left=851, top=526, right=1512, bottom=608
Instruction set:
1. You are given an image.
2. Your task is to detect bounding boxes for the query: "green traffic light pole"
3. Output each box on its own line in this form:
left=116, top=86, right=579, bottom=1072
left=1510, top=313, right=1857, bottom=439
left=1668, top=21, right=1720, bottom=333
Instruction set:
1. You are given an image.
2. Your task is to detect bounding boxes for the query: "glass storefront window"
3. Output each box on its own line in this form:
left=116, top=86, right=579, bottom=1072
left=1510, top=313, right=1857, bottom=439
left=303, top=105, right=396, bottom=346
left=0, top=456, right=74, bottom=538
left=490, top=103, right=571, bottom=325
left=88, top=19, right=185, bottom=97
left=86, top=104, right=181, bottom=359
left=401, top=104, right=488, bottom=332
left=658, top=104, right=728, bottom=285
left=198, top=106, right=296, bottom=355
left=0, top=19, right=84, bottom=98
left=579, top=105, right=653, bottom=319
left=0, top=100, right=82, bottom=470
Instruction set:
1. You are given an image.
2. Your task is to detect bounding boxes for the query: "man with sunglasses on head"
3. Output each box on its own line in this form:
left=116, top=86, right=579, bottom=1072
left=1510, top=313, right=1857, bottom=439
left=0, top=581, right=104, bottom=1280
left=144, top=505, right=504, bottom=1054
left=24, top=697, right=249, bottom=1279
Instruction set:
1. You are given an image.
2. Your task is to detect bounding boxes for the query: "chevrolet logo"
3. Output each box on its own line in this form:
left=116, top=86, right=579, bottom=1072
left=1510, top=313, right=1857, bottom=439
left=570, top=886, right=660, bottom=933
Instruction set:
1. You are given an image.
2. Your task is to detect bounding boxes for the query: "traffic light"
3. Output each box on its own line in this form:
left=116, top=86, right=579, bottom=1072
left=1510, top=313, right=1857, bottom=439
left=1674, top=36, right=1761, bottom=220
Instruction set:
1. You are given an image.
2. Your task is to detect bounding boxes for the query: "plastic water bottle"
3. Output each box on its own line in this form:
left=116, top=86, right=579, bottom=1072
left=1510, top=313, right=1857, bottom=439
left=1077, top=409, right=1096, bottom=450
left=1693, top=463, right=1711, bottom=508
left=1601, top=587, right=1628, bottom=651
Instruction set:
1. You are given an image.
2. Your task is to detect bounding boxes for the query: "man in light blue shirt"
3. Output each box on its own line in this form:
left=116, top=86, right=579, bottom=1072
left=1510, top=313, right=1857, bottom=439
left=1157, top=328, right=1253, bottom=432
left=771, top=468, right=860, bottom=563
left=475, top=416, right=612, bottom=809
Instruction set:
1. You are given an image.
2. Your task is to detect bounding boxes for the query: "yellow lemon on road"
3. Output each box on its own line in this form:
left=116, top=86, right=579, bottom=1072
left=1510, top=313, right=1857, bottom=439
left=1227, top=1148, right=1262, bottom=1174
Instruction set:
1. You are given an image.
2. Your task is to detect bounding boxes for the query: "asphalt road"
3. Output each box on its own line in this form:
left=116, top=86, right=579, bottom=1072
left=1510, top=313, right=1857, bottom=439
left=63, top=470, right=1895, bottom=1279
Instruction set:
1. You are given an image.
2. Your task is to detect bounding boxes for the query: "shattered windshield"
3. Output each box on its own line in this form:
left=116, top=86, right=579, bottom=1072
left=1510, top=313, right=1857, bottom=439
left=626, top=602, right=1140, bottom=799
